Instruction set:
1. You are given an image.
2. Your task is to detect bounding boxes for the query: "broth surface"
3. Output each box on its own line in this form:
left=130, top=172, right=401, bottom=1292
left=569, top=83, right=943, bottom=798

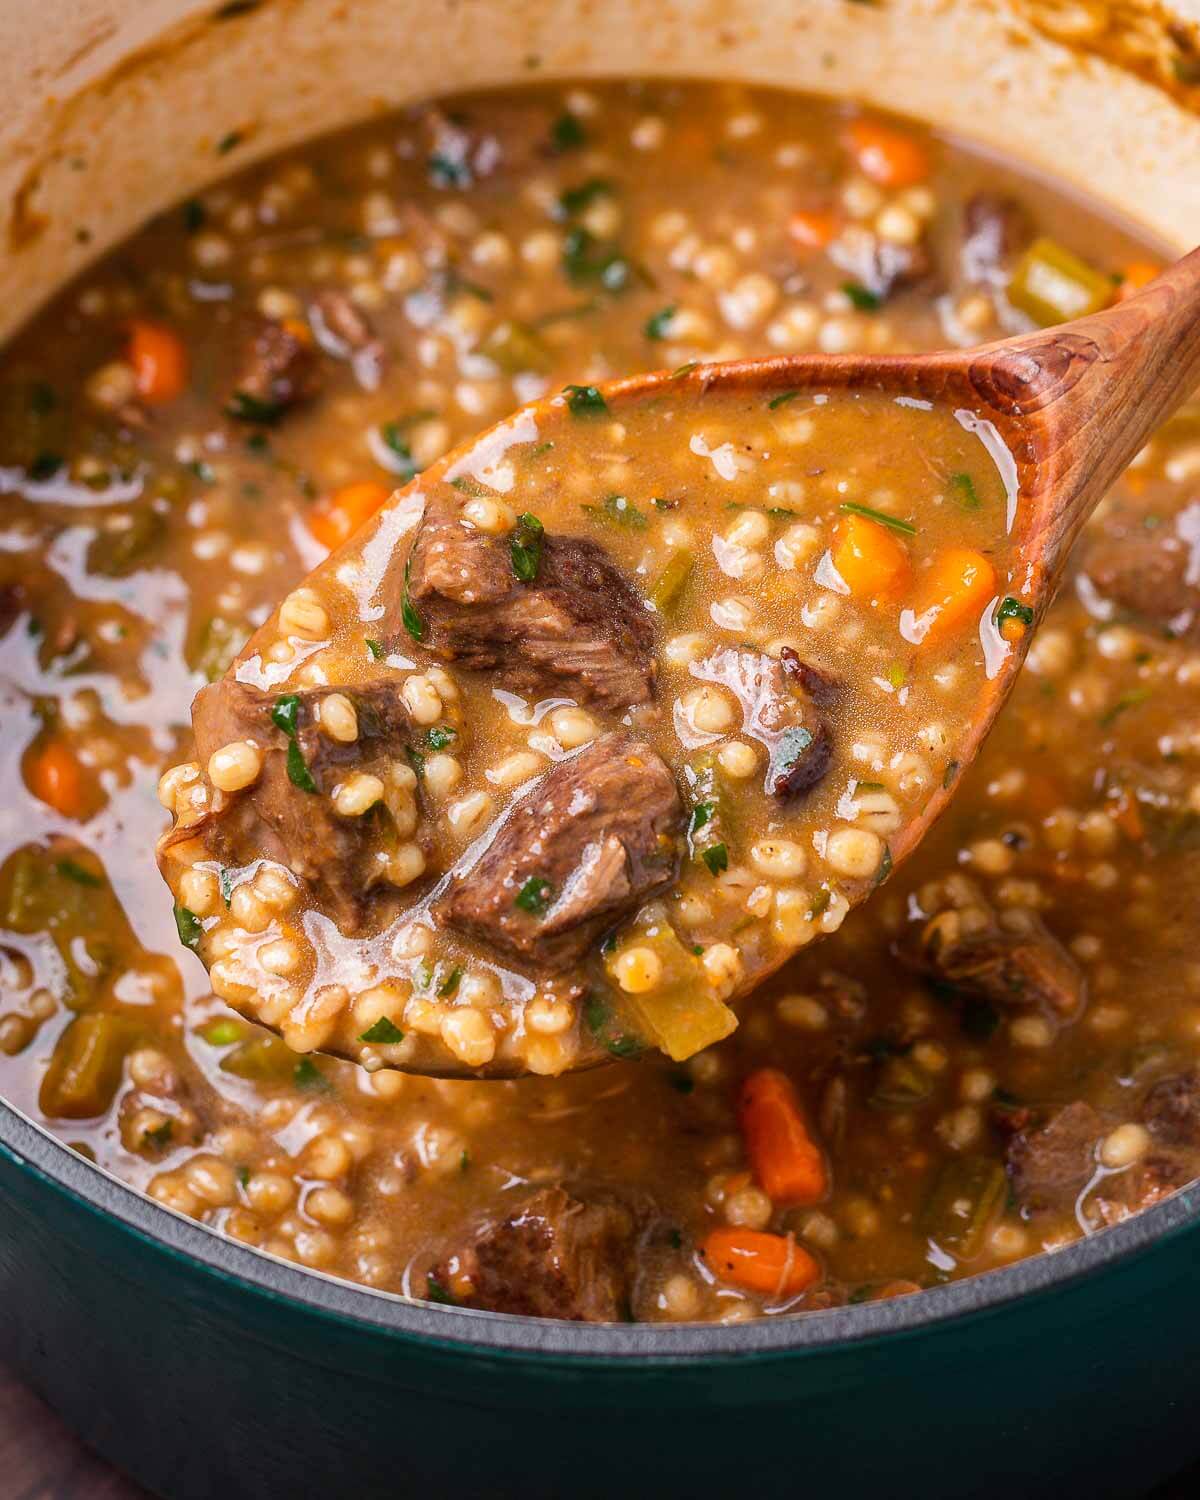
left=0, top=80, right=1196, bottom=1320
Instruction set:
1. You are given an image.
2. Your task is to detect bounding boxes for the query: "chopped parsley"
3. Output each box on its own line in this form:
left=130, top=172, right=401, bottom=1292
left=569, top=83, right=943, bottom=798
left=428, top=153, right=470, bottom=189
left=377, top=422, right=419, bottom=481
left=701, top=843, right=729, bottom=877
left=581, top=493, right=646, bottom=529
left=515, top=876, right=553, bottom=914
left=1099, top=688, right=1151, bottom=727
left=510, top=511, right=545, bottom=582
left=219, top=868, right=236, bottom=907
left=448, top=474, right=492, bottom=497
left=808, top=887, right=832, bottom=919
left=691, top=802, right=714, bottom=833
left=584, top=996, right=642, bottom=1058
left=271, top=693, right=301, bottom=737
left=558, top=177, right=614, bottom=217
left=996, top=596, right=1034, bottom=629
left=426, top=725, right=456, bottom=751
left=842, top=281, right=882, bottom=311
left=561, top=227, right=634, bottom=291
left=286, top=740, right=318, bottom=794
left=437, top=966, right=463, bottom=998
left=293, top=1058, right=330, bottom=1091
left=216, top=129, right=244, bottom=155
left=401, top=556, right=425, bottom=642
left=366, top=637, right=385, bottom=660
left=55, top=858, right=101, bottom=887
left=173, top=904, right=202, bottom=951
left=359, top=1016, right=404, bottom=1045
left=425, top=1275, right=457, bottom=1305
left=551, top=111, right=587, bottom=151
left=768, top=390, right=799, bottom=409
left=405, top=745, right=426, bottom=780
left=644, top=305, right=677, bottom=340
left=225, top=390, right=282, bottom=425
left=145, top=1120, right=174, bottom=1149
left=563, top=382, right=609, bottom=417
left=874, top=844, right=894, bottom=886
left=950, top=471, right=980, bottom=510
left=839, top=500, right=917, bottom=535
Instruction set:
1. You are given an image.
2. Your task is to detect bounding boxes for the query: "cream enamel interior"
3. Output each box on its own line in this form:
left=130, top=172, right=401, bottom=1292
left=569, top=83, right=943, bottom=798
left=1, top=0, right=1199, bottom=347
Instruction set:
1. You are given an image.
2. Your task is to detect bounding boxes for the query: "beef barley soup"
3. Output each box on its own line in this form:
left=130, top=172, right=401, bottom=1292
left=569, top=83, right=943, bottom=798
left=0, top=80, right=1197, bottom=1322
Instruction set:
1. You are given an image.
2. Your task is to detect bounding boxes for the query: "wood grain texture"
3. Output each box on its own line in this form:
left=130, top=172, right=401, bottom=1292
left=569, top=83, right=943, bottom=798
left=0, top=1365, right=149, bottom=1500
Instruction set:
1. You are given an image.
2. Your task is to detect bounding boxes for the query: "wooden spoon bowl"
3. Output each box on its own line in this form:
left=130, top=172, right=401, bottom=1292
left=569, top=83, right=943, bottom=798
left=165, top=247, right=1200, bottom=1079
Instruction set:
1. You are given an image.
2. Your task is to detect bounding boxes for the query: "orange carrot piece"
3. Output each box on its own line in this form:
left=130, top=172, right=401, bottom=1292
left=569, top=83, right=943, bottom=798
left=788, top=209, right=841, bottom=252
left=1116, top=261, right=1161, bottom=302
left=27, top=740, right=85, bottom=818
left=739, top=1068, right=828, bottom=1206
left=831, top=511, right=912, bottom=601
left=127, top=320, right=188, bottom=404
left=701, top=1228, right=820, bottom=1298
left=308, top=481, right=392, bottom=551
left=844, top=119, right=930, bottom=188
left=910, top=546, right=996, bottom=649
left=1112, top=791, right=1145, bottom=842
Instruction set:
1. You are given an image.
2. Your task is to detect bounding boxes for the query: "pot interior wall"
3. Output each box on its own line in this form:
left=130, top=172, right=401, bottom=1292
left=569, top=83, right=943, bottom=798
left=2, top=0, right=1199, bottom=344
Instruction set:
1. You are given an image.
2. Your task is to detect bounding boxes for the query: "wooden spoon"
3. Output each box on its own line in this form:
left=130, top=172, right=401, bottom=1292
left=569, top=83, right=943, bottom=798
left=180, top=248, right=1200, bottom=1078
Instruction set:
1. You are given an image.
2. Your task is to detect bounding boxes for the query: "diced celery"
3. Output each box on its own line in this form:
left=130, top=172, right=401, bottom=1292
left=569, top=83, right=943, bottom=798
left=648, top=547, right=695, bottom=615
left=220, top=1033, right=299, bottom=1082
left=919, top=1155, right=1007, bottom=1258
left=1007, top=237, right=1114, bottom=327
left=480, top=320, right=553, bottom=374
left=605, top=918, right=737, bottom=1062
left=39, top=1013, right=140, bottom=1119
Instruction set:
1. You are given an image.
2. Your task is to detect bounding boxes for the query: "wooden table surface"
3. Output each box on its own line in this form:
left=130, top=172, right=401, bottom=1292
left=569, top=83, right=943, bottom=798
left=1, top=1359, right=1195, bottom=1499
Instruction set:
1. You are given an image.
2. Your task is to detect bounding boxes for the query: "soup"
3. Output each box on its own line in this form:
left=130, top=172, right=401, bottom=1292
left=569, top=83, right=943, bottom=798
left=0, top=80, right=1196, bottom=1322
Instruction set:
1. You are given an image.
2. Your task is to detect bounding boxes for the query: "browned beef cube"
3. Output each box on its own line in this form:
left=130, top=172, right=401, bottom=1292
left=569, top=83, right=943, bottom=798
left=435, top=733, right=683, bottom=971
left=403, top=491, right=656, bottom=711
left=226, top=317, right=320, bottom=424
left=1006, top=1100, right=1102, bottom=1216
left=447, top=1187, right=633, bottom=1322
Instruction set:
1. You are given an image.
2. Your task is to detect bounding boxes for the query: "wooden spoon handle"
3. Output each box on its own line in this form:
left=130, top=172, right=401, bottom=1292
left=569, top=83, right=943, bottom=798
left=965, top=246, right=1200, bottom=579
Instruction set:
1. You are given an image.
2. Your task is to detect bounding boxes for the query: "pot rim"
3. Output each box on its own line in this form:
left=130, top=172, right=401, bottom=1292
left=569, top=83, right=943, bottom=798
left=3, top=1097, right=1196, bottom=1361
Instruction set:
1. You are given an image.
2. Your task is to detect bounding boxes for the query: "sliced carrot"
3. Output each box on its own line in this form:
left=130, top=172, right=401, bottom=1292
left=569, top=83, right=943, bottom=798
left=998, top=616, right=1027, bottom=645
left=788, top=209, right=841, bottom=252
left=308, top=481, right=392, bottom=551
left=127, top=320, right=188, bottom=404
left=909, top=546, right=996, bottom=649
left=831, top=511, right=912, bottom=601
left=1115, top=261, right=1161, bottom=302
left=844, top=118, right=930, bottom=188
left=739, top=1068, right=828, bottom=1206
left=27, top=740, right=85, bottom=818
left=701, top=1228, right=820, bottom=1299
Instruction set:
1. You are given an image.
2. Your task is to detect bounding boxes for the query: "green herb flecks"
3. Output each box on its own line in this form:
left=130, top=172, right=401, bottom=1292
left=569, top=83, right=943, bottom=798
left=874, top=844, right=894, bottom=886
left=271, top=693, right=301, bottom=737
left=691, top=802, right=714, bottom=833
left=428, top=153, right=470, bottom=189
left=996, top=596, right=1034, bottom=629
left=286, top=740, right=318, bottom=794
left=584, top=996, right=642, bottom=1058
left=561, top=227, right=635, bottom=292
left=293, top=1058, right=330, bottom=1091
left=145, top=1120, right=174, bottom=1149
left=366, top=638, right=385, bottom=661
left=377, top=422, right=419, bottom=481
left=405, top=745, right=426, bottom=780
left=1099, top=688, right=1151, bottom=728
left=437, top=966, right=463, bottom=999
left=551, top=112, right=587, bottom=151
left=842, top=281, right=882, bottom=311
left=216, top=130, right=244, bottom=156
left=359, top=1017, right=404, bottom=1045
left=426, top=726, right=456, bottom=751
left=510, top=512, right=545, bottom=582
left=644, top=305, right=677, bottom=340
left=950, top=471, right=981, bottom=510
left=839, top=501, right=917, bottom=535
left=581, top=493, right=646, bottom=530
left=701, top=843, right=729, bottom=877
left=515, top=876, right=553, bottom=915
left=425, top=1275, right=457, bottom=1305
left=401, top=556, right=425, bottom=642
left=55, top=858, right=101, bottom=888
left=173, top=904, right=203, bottom=951
left=225, top=390, right=283, bottom=426
left=768, top=390, right=799, bottom=410
left=563, top=382, right=609, bottom=417
left=558, top=177, right=614, bottom=217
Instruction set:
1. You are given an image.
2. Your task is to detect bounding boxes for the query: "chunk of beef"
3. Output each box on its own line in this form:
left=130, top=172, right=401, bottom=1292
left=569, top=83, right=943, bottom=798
left=184, top=676, right=419, bottom=933
left=913, top=883, right=1085, bottom=1019
left=445, top=1186, right=633, bottom=1321
left=310, top=290, right=385, bottom=391
left=226, top=317, right=320, bottom=424
left=830, top=223, right=932, bottom=301
left=1095, top=1150, right=1197, bottom=1226
left=435, top=733, right=682, bottom=972
left=960, top=194, right=1030, bottom=286
left=1141, top=1071, right=1200, bottom=1148
left=404, top=491, right=656, bottom=711
left=1006, top=1100, right=1102, bottom=1216
left=779, top=645, right=840, bottom=708
left=688, top=646, right=833, bottom=803
left=1081, top=500, right=1200, bottom=642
